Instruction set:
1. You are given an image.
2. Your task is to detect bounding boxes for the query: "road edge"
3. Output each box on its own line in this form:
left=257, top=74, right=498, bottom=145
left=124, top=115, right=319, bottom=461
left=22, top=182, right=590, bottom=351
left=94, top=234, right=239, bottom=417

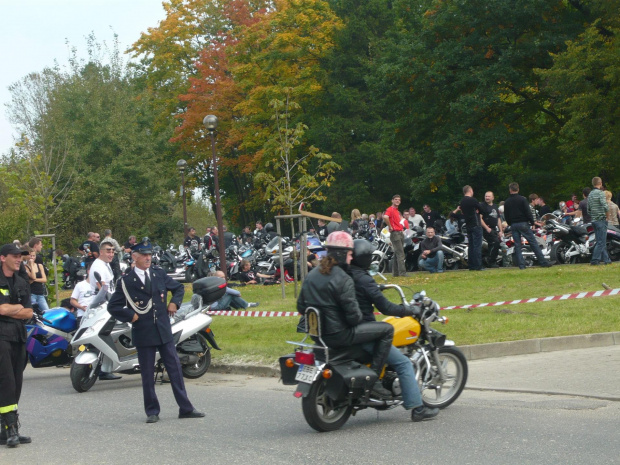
left=209, top=331, right=620, bottom=377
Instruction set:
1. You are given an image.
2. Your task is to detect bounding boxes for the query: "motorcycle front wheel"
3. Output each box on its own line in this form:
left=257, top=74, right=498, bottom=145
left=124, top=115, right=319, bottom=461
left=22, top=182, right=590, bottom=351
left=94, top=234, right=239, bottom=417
left=301, top=380, right=353, bottom=432
left=181, top=333, right=212, bottom=379
left=70, top=361, right=98, bottom=393
left=418, top=346, right=468, bottom=409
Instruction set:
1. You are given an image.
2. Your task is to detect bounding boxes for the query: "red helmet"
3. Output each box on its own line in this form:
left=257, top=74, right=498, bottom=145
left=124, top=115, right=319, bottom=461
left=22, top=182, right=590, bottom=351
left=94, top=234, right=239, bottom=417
left=325, top=231, right=354, bottom=250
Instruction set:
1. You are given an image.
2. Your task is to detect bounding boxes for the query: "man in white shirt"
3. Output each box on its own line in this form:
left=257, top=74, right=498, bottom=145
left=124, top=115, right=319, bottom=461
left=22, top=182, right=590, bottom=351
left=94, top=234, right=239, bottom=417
left=86, top=239, right=121, bottom=381
left=407, top=207, right=425, bottom=230
left=70, top=268, right=94, bottom=318
left=89, top=239, right=116, bottom=293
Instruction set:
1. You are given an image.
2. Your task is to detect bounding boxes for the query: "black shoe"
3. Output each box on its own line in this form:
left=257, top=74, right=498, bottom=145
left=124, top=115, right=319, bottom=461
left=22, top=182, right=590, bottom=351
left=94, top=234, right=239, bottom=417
left=0, top=415, right=31, bottom=445
left=99, top=372, right=122, bottom=380
left=519, top=266, right=526, bottom=270
left=179, top=410, right=205, bottom=419
left=411, top=406, right=439, bottom=422
left=146, top=415, right=159, bottom=423
left=590, top=262, right=599, bottom=266
left=540, top=262, right=552, bottom=268
left=370, top=381, right=392, bottom=399
left=488, top=264, right=499, bottom=268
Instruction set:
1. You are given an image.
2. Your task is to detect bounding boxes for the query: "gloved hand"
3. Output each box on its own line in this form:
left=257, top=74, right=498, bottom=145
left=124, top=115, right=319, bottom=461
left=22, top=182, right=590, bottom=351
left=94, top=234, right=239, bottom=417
left=401, top=303, right=421, bottom=319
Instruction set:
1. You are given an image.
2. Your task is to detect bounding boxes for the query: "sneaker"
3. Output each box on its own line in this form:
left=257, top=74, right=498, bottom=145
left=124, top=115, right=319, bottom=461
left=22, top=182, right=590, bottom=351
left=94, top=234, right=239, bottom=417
left=370, top=380, right=392, bottom=399
left=247, top=302, right=259, bottom=308
left=411, top=406, right=439, bottom=422
left=540, top=262, right=552, bottom=268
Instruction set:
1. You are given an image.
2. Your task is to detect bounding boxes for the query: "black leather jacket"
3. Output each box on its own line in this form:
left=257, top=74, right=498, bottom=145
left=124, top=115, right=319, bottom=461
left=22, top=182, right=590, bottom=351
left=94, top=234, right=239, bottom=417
left=297, top=265, right=362, bottom=336
left=348, top=265, right=409, bottom=322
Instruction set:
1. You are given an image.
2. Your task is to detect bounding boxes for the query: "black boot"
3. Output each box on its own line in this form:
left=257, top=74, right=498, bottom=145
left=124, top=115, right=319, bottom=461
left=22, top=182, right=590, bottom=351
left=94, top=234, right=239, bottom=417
left=0, top=411, right=31, bottom=446
left=1, top=412, right=19, bottom=448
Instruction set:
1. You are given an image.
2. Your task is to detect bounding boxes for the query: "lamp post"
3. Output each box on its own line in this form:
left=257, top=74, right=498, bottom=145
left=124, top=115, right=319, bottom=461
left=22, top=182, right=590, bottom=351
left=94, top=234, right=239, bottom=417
left=203, top=115, right=227, bottom=274
left=176, top=159, right=188, bottom=238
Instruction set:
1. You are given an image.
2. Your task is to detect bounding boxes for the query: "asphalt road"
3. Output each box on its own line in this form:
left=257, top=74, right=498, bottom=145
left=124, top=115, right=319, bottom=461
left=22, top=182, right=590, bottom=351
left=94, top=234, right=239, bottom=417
left=2, top=349, right=619, bottom=465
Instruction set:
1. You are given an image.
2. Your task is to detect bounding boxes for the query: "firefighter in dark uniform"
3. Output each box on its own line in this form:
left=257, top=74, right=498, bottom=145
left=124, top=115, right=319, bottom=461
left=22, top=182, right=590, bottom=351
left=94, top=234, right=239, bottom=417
left=107, top=239, right=204, bottom=423
left=0, top=244, right=33, bottom=448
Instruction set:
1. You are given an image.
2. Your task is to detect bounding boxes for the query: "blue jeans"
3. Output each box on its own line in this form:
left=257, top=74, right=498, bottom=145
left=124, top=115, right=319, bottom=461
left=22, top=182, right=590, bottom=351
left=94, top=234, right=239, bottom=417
left=31, top=293, right=49, bottom=312
left=212, top=294, right=249, bottom=310
left=363, top=344, right=423, bottom=410
left=467, top=226, right=483, bottom=270
left=511, top=222, right=548, bottom=267
left=418, top=250, right=444, bottom=273
left=591, top=220, right=611, bottom=264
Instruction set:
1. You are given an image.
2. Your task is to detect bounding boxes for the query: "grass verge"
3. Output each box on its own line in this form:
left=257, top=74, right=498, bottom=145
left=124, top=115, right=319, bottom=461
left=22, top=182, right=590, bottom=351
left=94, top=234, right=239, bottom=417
left=54, top=263, right=620, bottom=365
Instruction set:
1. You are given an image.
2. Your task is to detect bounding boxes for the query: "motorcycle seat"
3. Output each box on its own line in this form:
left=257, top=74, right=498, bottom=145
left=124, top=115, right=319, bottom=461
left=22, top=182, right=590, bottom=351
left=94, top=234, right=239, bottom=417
left=314, top=344, right=372, bottom=365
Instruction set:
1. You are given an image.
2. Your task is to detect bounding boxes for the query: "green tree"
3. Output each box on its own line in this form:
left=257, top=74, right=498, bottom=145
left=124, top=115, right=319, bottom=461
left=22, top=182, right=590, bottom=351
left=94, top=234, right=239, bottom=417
left=254, top=93, right=340, bottom=215
left=370, top=0, right=585, bottom=207
left=3, top=36, right=183, bottom=249
left=536, top=0, right=620, bottom=192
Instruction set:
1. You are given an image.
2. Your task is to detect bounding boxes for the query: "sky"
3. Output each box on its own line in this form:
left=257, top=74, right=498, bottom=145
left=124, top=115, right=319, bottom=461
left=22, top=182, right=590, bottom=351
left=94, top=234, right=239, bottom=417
left=0, top=0, right=168, bottom=154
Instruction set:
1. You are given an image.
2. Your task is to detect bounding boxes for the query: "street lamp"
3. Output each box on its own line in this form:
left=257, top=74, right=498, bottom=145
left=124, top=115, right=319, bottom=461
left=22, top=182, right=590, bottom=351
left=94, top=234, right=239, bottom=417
left=177, top=159, right=188, bottom=238
left=203, top=115, right=227, bottom=274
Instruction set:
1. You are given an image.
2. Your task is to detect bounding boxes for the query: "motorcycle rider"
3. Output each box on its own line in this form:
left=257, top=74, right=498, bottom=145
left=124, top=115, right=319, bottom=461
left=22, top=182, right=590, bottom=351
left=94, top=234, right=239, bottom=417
left=349, top=239, right=439, bottom=421
left=297, top=231, right=393, bottom=398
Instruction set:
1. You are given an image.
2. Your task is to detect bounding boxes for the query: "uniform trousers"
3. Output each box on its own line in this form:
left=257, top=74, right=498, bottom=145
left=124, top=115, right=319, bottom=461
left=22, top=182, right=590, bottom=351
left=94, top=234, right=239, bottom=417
left=0, top=340, right=26, bottom=412
left=137, top=340, right=194, bottom=416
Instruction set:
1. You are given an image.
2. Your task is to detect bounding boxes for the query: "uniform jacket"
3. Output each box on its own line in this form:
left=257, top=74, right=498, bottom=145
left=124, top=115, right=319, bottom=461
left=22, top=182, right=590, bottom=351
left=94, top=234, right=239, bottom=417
left=296, top=265, right=362, bottom=336
left=107, top=266, right=184, bottom=347
left=0, top=268, right=32, bottom=343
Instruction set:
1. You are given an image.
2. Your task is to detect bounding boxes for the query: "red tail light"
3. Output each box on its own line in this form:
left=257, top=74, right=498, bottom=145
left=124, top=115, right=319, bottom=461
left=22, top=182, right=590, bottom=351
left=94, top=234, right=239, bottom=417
left=295, top=351, right=315, bottom=365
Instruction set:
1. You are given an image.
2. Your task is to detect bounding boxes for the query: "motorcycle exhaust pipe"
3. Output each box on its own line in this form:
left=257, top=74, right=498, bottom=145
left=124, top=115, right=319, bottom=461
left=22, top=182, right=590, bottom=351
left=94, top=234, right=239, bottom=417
left=366, top=398, right=402, bottom=407
left=178, top=354, right=200, bottom=365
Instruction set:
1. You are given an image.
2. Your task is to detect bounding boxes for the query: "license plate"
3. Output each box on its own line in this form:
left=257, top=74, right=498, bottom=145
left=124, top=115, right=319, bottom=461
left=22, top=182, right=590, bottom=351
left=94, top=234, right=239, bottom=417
left=295, top=364, right=318, bottom=383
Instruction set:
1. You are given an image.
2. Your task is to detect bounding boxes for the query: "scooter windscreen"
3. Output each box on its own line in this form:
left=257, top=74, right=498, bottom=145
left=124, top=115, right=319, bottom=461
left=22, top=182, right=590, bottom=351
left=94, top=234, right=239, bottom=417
left=89, top=284, right=109, bottom=309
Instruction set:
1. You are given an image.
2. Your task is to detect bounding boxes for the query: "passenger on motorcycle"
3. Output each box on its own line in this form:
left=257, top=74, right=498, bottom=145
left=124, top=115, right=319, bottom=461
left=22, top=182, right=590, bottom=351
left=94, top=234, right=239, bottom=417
left=297, top=231, right=394, bottom=398
left=349, top=239, right=439, bottom=421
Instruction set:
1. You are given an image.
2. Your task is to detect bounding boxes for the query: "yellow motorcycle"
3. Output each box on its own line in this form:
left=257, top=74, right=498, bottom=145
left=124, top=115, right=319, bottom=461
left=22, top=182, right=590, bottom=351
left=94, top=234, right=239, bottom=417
left=280, top=284, right=467, bottom=432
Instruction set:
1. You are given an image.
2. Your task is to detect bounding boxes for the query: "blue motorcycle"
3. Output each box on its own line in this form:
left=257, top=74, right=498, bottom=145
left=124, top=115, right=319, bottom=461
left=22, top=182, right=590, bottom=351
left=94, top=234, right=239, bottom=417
left=26, top=308, right=78, bottom=368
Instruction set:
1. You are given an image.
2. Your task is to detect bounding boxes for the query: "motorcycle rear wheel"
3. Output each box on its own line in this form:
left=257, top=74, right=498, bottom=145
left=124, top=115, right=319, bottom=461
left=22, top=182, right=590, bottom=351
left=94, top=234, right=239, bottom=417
left=181, top=333, right=212, bottom=379
left=551, top=242, right=577, bottom=265
left=302, top=379, right=353, bottom=432
left=418, top=346, right=467, bottom=409
left=70, top=361, right=98, bottom=393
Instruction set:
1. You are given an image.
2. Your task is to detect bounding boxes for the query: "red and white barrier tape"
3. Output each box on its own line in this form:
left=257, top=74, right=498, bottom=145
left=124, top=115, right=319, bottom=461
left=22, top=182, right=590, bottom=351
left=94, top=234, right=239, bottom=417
left=441, top=288, right=620, bottom=310
left=207, top=310, right=299, bottom=317
left=206, top=288, right=620, bottom=317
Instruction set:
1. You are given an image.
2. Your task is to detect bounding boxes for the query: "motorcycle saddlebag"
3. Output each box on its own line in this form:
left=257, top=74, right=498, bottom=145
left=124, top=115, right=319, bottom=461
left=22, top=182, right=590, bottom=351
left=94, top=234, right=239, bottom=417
left=192, top=277, right=227, bottom=305
left=330, top=361, right=377, bottom=389
left=279, top=353, right=299, bottom=385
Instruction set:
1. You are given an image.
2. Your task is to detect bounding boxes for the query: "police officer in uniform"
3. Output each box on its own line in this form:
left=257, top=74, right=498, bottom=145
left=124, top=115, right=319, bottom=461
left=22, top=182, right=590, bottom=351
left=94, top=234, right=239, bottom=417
left=0, top=244, right=33, bottom=448
left=107, top=239, right=204, bottom=423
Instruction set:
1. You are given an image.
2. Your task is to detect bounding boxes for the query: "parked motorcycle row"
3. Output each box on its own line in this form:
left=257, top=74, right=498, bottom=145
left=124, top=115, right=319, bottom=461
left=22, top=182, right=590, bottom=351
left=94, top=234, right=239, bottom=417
left=370, top=212, right=620, bottom=273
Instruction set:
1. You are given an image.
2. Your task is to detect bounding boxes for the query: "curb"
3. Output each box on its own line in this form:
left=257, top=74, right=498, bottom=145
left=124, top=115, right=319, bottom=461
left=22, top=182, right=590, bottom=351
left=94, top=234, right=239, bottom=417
left=208, top=331, right=620, bottom=377
left=459, top=331, right=620, bottom=360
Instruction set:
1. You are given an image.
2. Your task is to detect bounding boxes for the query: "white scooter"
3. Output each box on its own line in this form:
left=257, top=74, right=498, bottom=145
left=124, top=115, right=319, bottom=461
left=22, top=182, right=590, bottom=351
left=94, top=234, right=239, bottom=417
left=69, top=275, right=226, bottom=392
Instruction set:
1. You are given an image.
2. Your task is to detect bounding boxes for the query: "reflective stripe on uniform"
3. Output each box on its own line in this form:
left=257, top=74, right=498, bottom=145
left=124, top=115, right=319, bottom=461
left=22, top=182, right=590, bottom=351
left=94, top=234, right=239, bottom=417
left=0, top=404, right=17, bottom=414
